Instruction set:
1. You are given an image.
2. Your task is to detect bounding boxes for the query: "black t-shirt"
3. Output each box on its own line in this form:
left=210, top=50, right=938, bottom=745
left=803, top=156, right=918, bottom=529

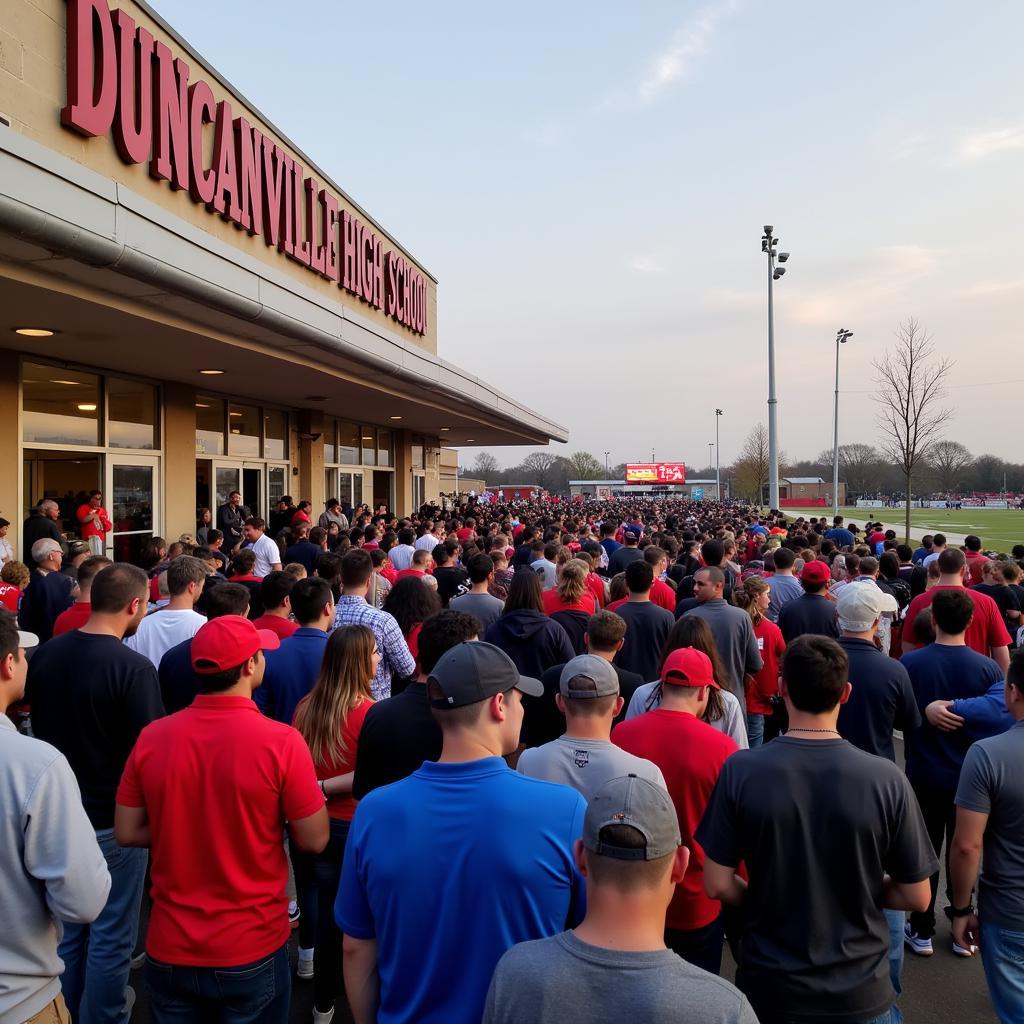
left=898, top=563, right=927, bottom=598
left=973, top=583, right=1020, bottom=632
left=432, top=565, right=469, bottom=607
left=695, top=737, right=937, bottom=1023
left=614, top=602, right=675, bottom=683
left=528, top=661, right=647, bottom=747
left=351, top=682, right=442, bottom=798
left=28, top=631, right=165, bottom=828
left=836, top=637, right=921, bottom=760
left=777, top=593, right=839, bottom=643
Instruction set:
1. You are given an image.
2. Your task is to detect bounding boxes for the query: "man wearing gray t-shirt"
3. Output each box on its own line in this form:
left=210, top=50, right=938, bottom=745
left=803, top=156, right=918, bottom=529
left=483, top=774, right=756, bottom=1024
left=951, top=650, right=1024, bottom=1021
left=518, top=655, right=666, bottom=802
left=450, top=553, right=505, bottom=632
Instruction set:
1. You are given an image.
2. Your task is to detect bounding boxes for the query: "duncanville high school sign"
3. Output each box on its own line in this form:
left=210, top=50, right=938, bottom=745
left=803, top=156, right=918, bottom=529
left=60, top=0, right=429, bottom=336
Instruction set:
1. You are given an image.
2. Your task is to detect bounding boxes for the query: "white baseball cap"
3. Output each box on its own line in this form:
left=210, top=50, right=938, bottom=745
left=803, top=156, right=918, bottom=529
left=837, top=582, right=898, bottom=632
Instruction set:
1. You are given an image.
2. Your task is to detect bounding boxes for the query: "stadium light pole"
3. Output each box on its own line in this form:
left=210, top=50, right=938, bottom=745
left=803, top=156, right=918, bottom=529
left=761, top=226, right=789, bottom=512
left=715, top=408, right=723, bottom=500
left=832, top=329, right=854, bottom=517
left=604, top=451, right=610, bottom=476
left=708, top=442, right=714, bottom=477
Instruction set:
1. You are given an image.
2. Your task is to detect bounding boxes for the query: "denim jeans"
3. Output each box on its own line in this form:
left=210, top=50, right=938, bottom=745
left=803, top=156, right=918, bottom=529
left=883, top=908, right=905, bottom=1024
left=293, top=818, right=351, bottom=1012
left=980, top=920, right=1024, bottom=1023
left=746, top=713, right=765, bottom=748
left=665, top=913, right=725, bottom=975
left=59, top=829, right=147, bottom=1024
left=145, top=944, right=290, bottom=1024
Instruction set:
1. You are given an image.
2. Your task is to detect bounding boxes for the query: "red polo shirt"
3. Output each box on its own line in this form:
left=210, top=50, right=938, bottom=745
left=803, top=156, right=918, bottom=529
left=0, top=582, right=21, bottom=614
left=613, top=709, right=738, bottom=931
left=53, top=601, right=91, bottom=637
left=251, top=614, right=300, bottom=640
left=903, top=584, right=1011, bottom=654
left=117, top=695, right=323, bottom=966
left=965, top=550, right=989, bottom=586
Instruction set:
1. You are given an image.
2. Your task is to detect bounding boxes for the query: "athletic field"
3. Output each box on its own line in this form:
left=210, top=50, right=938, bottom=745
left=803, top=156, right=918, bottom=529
left=784, top=506, right=1024, bottom=554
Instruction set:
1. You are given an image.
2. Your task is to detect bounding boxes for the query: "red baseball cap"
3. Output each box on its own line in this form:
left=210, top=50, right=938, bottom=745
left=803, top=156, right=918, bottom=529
left=801, top=560, right=831, bottom=585
left=660, top=648, right=719, bottom=689
left=191, top=615, right=280, bottom=674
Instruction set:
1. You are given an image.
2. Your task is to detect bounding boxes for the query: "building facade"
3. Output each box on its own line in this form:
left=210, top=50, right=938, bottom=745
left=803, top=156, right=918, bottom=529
left=568, top=479, right=719, bottom=500
left=0, top=0, right=565, bottom=561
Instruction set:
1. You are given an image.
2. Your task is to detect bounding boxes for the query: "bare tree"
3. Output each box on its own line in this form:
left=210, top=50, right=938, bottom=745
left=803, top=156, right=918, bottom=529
left=733, top=424, right=774, bottom=504
left=816, top=442, right=882, bottom=498
left=519, top=452, right=560, bottom=492
left=565, top=451, right=604, bottom=480
left=471, top=452, right=500, bottom=482
left=873, top=318, right=953, bottom=540
left=928, top=440, right=972, bottom=494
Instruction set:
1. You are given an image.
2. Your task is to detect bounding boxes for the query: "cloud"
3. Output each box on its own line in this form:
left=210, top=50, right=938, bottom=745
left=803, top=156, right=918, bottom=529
left=957, top=125, right=1024, bottom=162
left=629, top=254, right=668, bottom=274
left=636, top=1, right=739, bottom=104
left=959, top=277, right=1024, bottom=298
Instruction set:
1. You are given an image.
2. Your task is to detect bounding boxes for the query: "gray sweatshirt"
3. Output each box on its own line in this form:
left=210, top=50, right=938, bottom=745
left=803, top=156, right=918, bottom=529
left=0, top=716, right=110, bottom=1024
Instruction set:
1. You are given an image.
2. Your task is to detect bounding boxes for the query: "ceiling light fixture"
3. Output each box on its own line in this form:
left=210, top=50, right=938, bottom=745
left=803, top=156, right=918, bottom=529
left=439, top=427, right=451, bottom=432
left=199, top=369, right=225, bottom=375
left=389, top=415, right=402, bottom=420
left=229, top=411, right=243, bottom=417
left=14, top=327, right=56, bottom=337
left=49, top=379, right=82, bottom=386
left=77, top=403, right=97, bottom=412
left=465, top=438, right=476, bottom=443
left=195, top=402, right=211, bottom=408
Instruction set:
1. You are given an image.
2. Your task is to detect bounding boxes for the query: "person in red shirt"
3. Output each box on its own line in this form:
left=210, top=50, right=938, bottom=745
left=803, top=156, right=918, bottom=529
left=542, top=560, right=599, bottom=617
left=76, top=490, right=112, bottom=553
left=902, top=547, right=1010, bottom=673
left=455, top=516, right=477, bottom=544
left=644, top=546, right=678, bottom=613
left=291, top=501, right=314, bottom=530
left=250, top=571, right=300, bottom=640
left=612, top=647, right=738, bottom=974
left=575, top=550, right=607, bottom=610
left=53, top=556, right=111, bottom=637
left=0, top=560, right=29, bottom=614
left=292, top=624, right=377, bottom=1017
left=114, top=616, right=328, bottom=1021
left=395, top=549, right=433, bottom=582
left=734, top=575, right=786, bottom=747
left=963, top=534, right=989, bottom=586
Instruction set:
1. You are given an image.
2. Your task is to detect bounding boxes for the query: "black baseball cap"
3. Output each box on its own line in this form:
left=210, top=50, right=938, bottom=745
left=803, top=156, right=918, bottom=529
left=428, top=642, right=544, bottom=709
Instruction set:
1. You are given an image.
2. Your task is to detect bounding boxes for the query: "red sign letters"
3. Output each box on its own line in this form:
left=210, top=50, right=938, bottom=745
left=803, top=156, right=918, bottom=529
left=61, top=0, right=428, bottom=336
left=624, top=463, right=687, bottom=484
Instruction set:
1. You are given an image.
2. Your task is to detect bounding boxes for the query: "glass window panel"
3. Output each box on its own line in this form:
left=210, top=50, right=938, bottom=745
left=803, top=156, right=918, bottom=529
left=377, top=428, right=393, bottom=468
left=361, top=427, right=376, bottom=467
left=269, top=466, right=287, bottom=508
left=323, top=418, right=337, bottom=464
left=195, top=397, right=225, bottom=456
left=111, top=464, right=153, bottom=533
left=22, top=362, right=100, bottom=446
left=337, top=473, right=352, bottom=508
left=228, top=403, right=260, bottom=457
left=215, top=467, right=240, bottom=510
left=107, top=378, right=156, bottom=449
left=411, top=443, right=424, bottom=470
left=353, top=472, right=363, bottom=508
left=338, top=422, right=359, bottom=465
left=264, top=409, right=287, bottom=460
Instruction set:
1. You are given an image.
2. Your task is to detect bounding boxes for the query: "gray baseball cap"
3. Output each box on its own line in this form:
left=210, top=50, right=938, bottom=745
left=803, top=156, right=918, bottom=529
left=559, top=654, right=619, bottom=698
left=584, top=774, right=681, bottom=861
left=428, top=641, right=544, bottom=709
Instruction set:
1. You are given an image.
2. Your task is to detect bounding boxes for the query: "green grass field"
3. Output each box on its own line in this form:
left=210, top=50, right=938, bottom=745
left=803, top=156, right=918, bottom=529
left=784, top=506, right=1024, bottom=554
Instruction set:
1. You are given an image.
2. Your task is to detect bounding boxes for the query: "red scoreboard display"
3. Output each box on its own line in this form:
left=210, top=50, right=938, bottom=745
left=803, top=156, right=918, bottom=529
left=624, top=463, right=686, bottom=484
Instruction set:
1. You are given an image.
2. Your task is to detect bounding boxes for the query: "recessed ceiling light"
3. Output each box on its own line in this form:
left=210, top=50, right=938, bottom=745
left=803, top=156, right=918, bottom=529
left=49, top=379, right=82, bottom=386
left=389, top=415, right=402, bottom=420
left=199, top=369, right=225, bottom=375
left=439, top=427, right=451, bottom=432
left=77, top=403, right=97, bottom=412
left=465, top=438, right=476, bottom=443
left=15, top=327, right=56, bottom=337
left=229, top=411, right=242, bottom=417
left=362, top=436, right=374, bottom=441
left=195, top=402, right=211, bottom=408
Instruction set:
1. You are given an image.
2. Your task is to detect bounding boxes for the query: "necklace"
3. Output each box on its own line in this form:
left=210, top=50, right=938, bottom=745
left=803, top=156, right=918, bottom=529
left=787, top=727, right=840, bottom=735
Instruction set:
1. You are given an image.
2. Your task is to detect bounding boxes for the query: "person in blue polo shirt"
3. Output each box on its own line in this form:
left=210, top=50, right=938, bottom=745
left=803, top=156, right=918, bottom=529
left=336, top=641, right=586, bottom=1024
left=254, top=577, right=334, bottom=725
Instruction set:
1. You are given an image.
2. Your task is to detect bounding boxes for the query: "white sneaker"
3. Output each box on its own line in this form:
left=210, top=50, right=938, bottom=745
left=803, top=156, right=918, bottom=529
left=952, top=938, right=977, bottom=957
left=904, top=923, right=933, bottom=956
left=312, top=1008, right=335, bottom=1024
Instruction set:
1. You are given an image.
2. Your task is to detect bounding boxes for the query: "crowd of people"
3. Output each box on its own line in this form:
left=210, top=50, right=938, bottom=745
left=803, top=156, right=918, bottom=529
left=2, top=492, right=1023, bottom=1024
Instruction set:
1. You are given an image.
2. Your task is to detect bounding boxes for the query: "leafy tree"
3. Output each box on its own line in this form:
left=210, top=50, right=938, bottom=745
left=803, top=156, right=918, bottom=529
left=873, top=318, right=952, bottom=540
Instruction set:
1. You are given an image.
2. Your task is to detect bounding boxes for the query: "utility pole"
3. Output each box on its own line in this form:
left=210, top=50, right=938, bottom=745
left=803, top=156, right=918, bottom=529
left=715, top=408, right=723, bottom=500
left=761, top=226, right=789, bottom=511
left=832, top=329, right=853, bottom=516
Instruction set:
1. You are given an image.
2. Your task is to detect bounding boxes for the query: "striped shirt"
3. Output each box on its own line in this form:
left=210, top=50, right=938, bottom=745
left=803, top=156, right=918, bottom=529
left=332, top=595, right=416, bottom=700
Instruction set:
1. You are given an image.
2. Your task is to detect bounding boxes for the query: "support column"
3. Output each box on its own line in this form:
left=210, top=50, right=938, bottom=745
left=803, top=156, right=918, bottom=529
left=0, top=366, right=20, bottom=558
left=163, top=382, right=197, bottom=543
left=297, top=410, right=325, bottom=516
left=393, top=430, right=412, bottom=517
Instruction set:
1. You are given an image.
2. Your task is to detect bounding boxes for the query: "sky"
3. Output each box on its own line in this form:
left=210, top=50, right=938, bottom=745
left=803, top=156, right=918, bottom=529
left=152, top=0, right=1024, bottom=470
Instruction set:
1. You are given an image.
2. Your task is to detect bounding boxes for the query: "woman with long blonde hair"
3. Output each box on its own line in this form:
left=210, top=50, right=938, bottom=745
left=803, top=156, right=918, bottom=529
left=292, top=624, right=378, bottom=1020
left=542, top=558, right=598, bottom=616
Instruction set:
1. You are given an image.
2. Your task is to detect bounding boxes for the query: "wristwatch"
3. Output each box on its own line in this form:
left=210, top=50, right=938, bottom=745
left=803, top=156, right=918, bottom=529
left=950, top=903, right=975, bottom=918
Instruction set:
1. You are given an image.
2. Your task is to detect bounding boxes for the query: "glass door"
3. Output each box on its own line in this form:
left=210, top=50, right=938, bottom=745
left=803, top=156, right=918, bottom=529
left=212, top=463, right=242, bottom=513
left=242, top=463, right=264, bottom=521
left=106, top=455, right=160, bottom=565
left=268, top=464, right=288, bottom=515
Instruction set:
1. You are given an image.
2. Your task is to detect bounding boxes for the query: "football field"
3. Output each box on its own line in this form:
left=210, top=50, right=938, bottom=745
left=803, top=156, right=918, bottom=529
left=784, top=506, right=1024, bottom=553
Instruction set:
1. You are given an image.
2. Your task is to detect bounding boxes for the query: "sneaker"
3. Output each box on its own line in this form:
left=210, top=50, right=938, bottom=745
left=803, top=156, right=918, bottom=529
left=904, top=923, right=933, bottom=956
left=312, top=1007, right=335, bottom=1024
left=952, top=938, right=977, bottom=957
left=288, top=900, right=300, bottom=928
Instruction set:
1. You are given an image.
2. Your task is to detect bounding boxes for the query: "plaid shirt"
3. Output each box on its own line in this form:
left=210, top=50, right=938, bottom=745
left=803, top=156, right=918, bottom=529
left=332, top=595, right=415, bottom=700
